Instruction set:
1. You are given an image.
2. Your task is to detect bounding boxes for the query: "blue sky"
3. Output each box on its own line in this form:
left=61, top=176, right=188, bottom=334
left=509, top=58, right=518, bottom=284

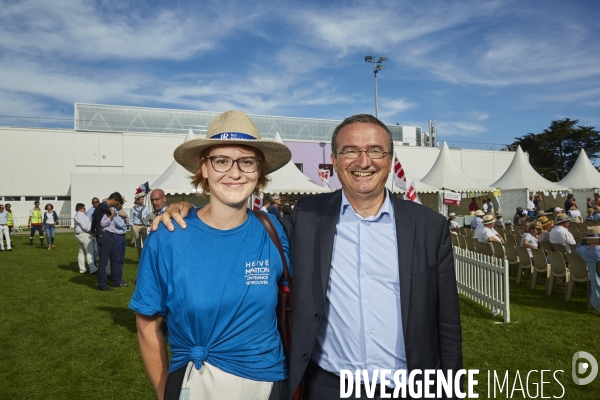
left=1, top=0, right=599, bottom=146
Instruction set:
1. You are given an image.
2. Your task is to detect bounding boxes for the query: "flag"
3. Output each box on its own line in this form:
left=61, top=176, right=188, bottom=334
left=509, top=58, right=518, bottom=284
left=135, top=181, right=151, bottom=195
left=404, top=179, right=422, bottom=204
left=393, top=155, right=421, bottom=204
left=393, top=155, right=408, bottom=191
left=251, top=194, right=263, bottom=211
left=315, top=163, right=331, bottom=189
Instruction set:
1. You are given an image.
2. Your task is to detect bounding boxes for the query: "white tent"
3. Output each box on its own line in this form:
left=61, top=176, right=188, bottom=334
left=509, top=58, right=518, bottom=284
left=491, top=146, right=569, bottom=216
left=150, top=128, right=208, bottom=206
left=263, top=132, right=331, bottom=194
left=558, top=148, right=600, bottom=204
left=420, top=142, right=497, bottom=214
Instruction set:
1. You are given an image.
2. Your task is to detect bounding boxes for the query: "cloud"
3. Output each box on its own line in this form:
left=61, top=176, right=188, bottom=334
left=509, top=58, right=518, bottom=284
left=377, top=98, right=416, bottom=120
left=436, top=121, right=487, bottom=137
left=0, top=0, right=268, bottom=61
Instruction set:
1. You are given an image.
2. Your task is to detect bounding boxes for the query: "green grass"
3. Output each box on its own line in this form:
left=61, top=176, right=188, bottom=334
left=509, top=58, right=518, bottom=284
left=1, top=233, right=599, bottom=399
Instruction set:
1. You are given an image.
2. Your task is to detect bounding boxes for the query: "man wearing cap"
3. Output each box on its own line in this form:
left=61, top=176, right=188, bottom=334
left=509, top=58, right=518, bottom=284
left=476, top=215, right=505, bottom=245
left=470, top=209, right=484, bottom=229
left=91, top=192, right=129, bottom=291
left=130, top=193, right=149, bottom=260
left=549, top=213, right=576, bottom=253
left=576, top=226, right=600, bottom=312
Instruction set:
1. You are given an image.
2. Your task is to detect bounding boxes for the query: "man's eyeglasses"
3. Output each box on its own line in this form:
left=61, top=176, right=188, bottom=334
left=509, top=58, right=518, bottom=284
left=335, top=149, right=389, bottom=159
left=204, top=156, right=260, bottom=173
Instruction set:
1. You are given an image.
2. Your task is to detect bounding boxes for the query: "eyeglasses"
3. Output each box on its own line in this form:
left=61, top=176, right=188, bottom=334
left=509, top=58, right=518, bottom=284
left=204, top=156, right=260, bottom=173
left=530, top=227, right=540, bottom=230
left=335, top=149, right=389, bottom=159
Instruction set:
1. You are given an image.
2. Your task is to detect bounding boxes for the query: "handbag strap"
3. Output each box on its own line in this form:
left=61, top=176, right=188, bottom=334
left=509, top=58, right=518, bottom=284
left=252, top=211, right=293, bottom=291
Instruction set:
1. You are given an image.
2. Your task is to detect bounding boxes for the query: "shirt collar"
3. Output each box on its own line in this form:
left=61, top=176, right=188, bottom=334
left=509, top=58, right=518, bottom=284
left=340, top=189, right=393, bottom=221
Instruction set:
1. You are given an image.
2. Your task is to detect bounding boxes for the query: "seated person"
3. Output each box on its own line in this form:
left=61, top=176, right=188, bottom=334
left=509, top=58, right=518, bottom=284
left=476, top=215, right=504, bottom=245
left=494, top=211, right=505, bottom=229
left=536, top=216, right=553, bottom=242
left=568, top=206, right=583, bottom=223
left=587, top=208, right=595, bottom=221
left=576, top=226, right=600, bottom=312
left=470, top=210, right=484, bottom=229
left=448, top=213, right=460, bottom=231
left=520, top=221, right=542, bottom=258
left=549, top=213, right=576, bottom=253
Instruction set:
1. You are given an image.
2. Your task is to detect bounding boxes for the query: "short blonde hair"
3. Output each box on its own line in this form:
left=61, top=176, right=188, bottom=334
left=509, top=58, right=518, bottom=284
left=191, top=145, right=270, bottom=196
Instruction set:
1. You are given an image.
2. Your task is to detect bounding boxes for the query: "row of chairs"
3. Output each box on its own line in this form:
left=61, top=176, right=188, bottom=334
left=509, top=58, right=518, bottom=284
left=451, top=234, right=593, bottom=308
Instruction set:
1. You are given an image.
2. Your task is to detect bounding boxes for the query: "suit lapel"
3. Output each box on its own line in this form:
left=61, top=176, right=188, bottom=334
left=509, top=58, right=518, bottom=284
left=393, top=194, right=415, bottom=332
left=317, top=191, right=342, bottom=304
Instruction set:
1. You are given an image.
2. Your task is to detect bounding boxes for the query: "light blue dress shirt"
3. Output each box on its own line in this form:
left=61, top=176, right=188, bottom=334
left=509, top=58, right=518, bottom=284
left=85, top=206, right=95, bottom=220
left=113, top=208, right=128, bottom=235
left=312, top=190, right=406, bottom=383
left=130, top=204, right=149, bottom=225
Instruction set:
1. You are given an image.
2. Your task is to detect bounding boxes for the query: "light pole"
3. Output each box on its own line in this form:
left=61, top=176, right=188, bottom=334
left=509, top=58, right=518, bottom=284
left=365, top=55, right=387, bottom=119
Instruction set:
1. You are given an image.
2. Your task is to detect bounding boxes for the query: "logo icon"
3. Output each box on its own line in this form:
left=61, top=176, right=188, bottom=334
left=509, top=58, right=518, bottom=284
left=572, top=351, right=598, bottom=385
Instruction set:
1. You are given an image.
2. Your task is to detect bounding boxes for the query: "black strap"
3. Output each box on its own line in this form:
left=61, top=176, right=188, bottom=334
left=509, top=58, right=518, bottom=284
left=252, top=210, right=293, bottom=291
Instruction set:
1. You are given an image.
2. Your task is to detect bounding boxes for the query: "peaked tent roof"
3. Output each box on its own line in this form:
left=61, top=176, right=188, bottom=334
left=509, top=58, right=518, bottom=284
left=420, top=142, right=496, bottom=192
left=558, top=148, right=600, bottom=189
left=150, top=128, right=200, bottom=195
left=491, top=146, right=568, bottom=191
left=263, top=132, right=331, bottom=194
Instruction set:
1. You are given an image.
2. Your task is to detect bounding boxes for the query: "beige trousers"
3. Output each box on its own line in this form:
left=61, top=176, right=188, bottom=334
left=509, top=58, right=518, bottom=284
left=131, top=225, right=147, bottom=259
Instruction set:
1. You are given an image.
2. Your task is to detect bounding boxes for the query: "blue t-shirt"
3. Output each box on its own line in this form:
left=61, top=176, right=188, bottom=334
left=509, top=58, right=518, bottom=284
left=129, top=209, right=291, bottom=381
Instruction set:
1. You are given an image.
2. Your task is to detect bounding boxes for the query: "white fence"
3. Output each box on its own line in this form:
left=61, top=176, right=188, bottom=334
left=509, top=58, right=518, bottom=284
left=453, top=247, right=510, bottom=323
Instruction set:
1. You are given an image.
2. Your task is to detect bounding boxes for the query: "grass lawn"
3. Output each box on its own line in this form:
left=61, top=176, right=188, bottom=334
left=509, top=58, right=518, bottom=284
left=1, top=232, right=599, bottom=399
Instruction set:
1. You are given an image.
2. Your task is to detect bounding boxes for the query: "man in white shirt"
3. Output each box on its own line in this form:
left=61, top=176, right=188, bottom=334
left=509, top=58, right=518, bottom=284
left=130, top=193, right=150, bottom=260
left=73, top=203, right=96, bottom=274
left=549, top=213, right=576, bottom=253
left=0, top=205, right=11, bottom=251
left=526, top=195, right=536, bottom=217
left=477, top=214, right=504, bottom=244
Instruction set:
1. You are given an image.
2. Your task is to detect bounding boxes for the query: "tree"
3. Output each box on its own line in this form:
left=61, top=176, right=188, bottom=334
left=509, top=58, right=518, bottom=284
left=509, top=118, right=600, bottom=182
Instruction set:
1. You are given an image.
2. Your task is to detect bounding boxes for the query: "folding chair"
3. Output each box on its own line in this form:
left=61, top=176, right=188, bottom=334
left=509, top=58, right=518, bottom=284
left=491, top=241, right=505, bottom=260
left=457, top=235, right=467, bottom=250
left=477, top=242, right=494, bottom=257
left=539, top=242, right=554, bottom=253
left=569, top=244, right=578, bottom=254
left=515, top=246, right=533, bottom=285
left=450, top=234, right=459, bottom=248
left=506, top=234, right=517, bottom=246
left=466, top=237, right=477, bottom=252
left=564, top=253, right=592, bottom=308
left=504, top=244, right=519, bottom=276
left=530, top=248, right=550, bottom=289
left=546, top=251, right=569, bottom=296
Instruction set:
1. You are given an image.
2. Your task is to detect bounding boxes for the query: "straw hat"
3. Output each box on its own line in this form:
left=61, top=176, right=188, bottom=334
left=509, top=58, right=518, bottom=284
left=134, top=193, right=146, bottom=201
left=555, top=213, right=570, bottom=224
left=582, top=226, right=600, bottom=242
left=537, top=215, right=553, bottom=227
left=173, top=110, right=292, bottom=175
left=475, top=210, right=485, bottom=216
left=595, top=206, right=600, bottom=214
left=448, top=212, right=456, bottom=218
left=482, top=215, right=495, bottom=224
left=495, top=211, right=502, bottom=217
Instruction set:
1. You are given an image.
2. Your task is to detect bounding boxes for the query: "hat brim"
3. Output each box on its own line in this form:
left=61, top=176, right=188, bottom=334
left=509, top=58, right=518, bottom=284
left=174, top=138, right=292, bottom=175
left=582, top=236, right=600, bottom=242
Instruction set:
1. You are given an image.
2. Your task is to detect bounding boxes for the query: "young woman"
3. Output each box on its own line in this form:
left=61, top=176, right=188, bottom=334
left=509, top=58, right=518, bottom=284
left=130, top=111, right=292, bottom=400
left=43, top=203, right=58, bottom=250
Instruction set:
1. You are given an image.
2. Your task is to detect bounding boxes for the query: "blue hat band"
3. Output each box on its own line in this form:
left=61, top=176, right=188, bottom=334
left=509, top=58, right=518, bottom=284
left=586, top=233, right=600, bottom=237
left=209, top=132, right=256, bottom=140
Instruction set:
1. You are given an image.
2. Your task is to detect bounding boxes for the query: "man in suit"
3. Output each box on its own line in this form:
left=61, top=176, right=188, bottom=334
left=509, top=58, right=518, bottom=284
left=155, top=114, right=463, bottom=399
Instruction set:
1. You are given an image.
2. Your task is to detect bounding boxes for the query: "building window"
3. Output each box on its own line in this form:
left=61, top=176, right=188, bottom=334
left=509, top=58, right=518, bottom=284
left=3, top=196, right=21, bottom=201
left=57, top=196, right=71, bottom=201
left=25, top=196, right=40, bottom=201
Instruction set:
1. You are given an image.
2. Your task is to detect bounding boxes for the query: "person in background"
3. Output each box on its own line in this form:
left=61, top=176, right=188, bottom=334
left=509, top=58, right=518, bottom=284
left=587, top=208, right=595, bottom=221
left=576, top=226, right=600, bottom=312
left=470, top=209, right=484, bottom=229
left=487, top=197, right=494, bottom=214
left=536, top=216, right=553, bottom=243
left=130, top=193, right=149, bottom=260
left=448, top=212, right=460, bottom=231
left=73, top=203, right=97, bottom=274
left=586, top=197, right=594, bottom=210
left=281, top=203, right=291, bottom=216
left=260, top=198, right=271, bottom=212
left=5, top=204, right=13, bottom=248
left=514, top=207, right=527, bottom=226
left=521, top=221, right=542, bottom=258
left=0, top=205, right=11, bottom=252
left=91, top=192, right=128, bottom=291
left=568, top=206, right=583, bottom=223
left=468, top=197, right=478, bottom=212
left=267, top=194, right=282, bottom=217
left=533, top=194, right=541, bottom=212
left=494, top=211, right=505, bottom=229
left=86, top=197, right=100, bottom=264
left=477, top=215, right=505, bottom=247
left=143, top=189, right=168, bottom=226
left=593, top=207, right=600, bottom=221
left=549, top=213, right=576, bottom=253
left=564, top=194, right=576, bottom=213
left=112, top=197, right=130, bottom=284
left=43, top=203, right=59, bottom=250
left=526, top=195, right=536, bottom=217
left=28, top=200, right=44, bottom=246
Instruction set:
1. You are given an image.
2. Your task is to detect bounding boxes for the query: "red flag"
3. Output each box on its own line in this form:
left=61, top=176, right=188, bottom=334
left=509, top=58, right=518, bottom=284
left=404, top=179, right=422, bottom=204
left=393, top=155, right=408, bottom=191
left=251, top=195, right=262, bottom=211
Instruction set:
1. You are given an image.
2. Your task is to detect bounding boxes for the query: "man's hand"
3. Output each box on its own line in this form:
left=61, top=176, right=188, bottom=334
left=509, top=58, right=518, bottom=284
left=151, top=202, right=193, bottom=232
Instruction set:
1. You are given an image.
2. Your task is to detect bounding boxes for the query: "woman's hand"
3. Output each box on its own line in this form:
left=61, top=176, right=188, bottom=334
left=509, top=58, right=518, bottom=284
left=151, top=202, right=193, bottom=232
